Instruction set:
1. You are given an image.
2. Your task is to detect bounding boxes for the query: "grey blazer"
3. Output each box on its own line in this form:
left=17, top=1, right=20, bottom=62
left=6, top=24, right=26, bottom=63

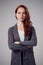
left=8, top=23, right=37, bottom=65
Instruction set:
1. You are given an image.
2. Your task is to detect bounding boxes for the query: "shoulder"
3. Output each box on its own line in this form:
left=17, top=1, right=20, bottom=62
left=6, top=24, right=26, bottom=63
left=31, top=26, right=35, bottom=30
left=30, top=26, right=36, bottom=34
left=8, top=23, right=17, bottom=32
left=31, top=26, right=36, bottom=31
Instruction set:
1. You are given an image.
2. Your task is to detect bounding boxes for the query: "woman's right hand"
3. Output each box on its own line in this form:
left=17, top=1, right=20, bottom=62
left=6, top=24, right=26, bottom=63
left=15, top=41, right=20, bottom=44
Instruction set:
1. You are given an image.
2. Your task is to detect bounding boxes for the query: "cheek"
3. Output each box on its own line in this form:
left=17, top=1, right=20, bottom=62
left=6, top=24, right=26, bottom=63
left=23, top=15, right=26, bottom=18
left=16, top=14, right=19, bottom=18
left=17, top=15, right=20, bottom=18
left=16, top=15, right=20, bottom=19
left=23, top=14, right=26, bottom=16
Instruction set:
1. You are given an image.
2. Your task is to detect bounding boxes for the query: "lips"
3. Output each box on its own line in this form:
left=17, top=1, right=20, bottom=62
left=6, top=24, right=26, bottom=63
left=20, top=18, right=24, bottom=19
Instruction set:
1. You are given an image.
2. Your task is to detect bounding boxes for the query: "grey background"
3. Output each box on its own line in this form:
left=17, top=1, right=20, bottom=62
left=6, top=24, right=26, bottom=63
left=0, top=0, right=43, bottom=65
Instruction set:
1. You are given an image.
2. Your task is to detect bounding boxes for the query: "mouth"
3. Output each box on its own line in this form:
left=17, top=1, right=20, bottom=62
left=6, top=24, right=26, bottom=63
left=20, top=18, right=24, bottom=19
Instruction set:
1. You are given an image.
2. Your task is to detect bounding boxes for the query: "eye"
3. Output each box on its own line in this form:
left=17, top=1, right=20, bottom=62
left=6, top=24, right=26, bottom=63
left=23, top=12, right=26, bottom=14
left=18, top=12, right=21, bottom=14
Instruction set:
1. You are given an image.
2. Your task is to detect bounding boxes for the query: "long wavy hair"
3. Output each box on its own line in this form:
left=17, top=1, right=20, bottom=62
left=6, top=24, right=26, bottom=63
left=15, top=5, right=32, bottom=36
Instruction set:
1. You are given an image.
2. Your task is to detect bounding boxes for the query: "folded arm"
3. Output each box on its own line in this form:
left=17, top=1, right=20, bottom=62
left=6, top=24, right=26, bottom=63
left=8, top=28, right=26, bottom=51
left=8, top=26, right=37, bottom=51
left=20, top=26, right=37, bottom=46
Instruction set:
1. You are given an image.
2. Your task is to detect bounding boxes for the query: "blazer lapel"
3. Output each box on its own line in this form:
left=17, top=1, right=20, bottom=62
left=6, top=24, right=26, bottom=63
left=15, top=23, right=21, bottom=41
left=15, top=23, right=29, bottom=41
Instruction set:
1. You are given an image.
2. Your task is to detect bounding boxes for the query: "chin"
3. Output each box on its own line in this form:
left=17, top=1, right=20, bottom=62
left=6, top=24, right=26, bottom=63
left=20, top=19, right=24, bottom=22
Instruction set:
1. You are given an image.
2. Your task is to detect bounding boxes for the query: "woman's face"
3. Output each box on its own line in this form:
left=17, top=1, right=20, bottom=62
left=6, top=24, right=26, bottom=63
left=15, top=7, right=26, bottom=22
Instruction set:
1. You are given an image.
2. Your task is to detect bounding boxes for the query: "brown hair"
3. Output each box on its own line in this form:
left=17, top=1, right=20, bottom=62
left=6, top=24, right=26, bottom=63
left=15, top=5, right=32, bottom=36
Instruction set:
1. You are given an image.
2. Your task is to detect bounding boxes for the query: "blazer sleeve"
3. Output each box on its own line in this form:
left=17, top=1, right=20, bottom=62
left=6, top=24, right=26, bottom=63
left=8, top=28, right=26, bottom=51
left=20, top=26, right=37, bottom=46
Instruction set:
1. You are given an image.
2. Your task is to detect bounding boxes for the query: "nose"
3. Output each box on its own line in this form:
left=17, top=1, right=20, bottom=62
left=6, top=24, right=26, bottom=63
left=20, top=13, right=23, bottom=17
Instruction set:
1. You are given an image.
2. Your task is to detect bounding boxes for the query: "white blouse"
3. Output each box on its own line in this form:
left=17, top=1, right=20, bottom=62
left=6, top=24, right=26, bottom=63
left=18, top=30, right=25, bottom=41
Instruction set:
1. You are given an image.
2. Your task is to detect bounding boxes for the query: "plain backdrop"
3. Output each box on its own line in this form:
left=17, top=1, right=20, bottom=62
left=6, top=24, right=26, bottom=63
left=0, top=0, right=43, bottom=65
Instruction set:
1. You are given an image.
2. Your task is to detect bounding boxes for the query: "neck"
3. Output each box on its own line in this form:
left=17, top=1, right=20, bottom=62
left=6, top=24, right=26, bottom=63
left=17, top=20, right=24, bottom=31
left=17, top=20, right=24, bottom=27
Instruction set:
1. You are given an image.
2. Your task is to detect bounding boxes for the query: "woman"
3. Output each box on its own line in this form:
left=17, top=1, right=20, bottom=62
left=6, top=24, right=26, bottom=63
left=8, top=5, right=37, bottom=65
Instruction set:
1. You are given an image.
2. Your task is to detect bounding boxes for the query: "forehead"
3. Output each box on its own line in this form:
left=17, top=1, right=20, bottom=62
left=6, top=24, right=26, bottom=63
left=17, top=7, right=25, bottom=12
